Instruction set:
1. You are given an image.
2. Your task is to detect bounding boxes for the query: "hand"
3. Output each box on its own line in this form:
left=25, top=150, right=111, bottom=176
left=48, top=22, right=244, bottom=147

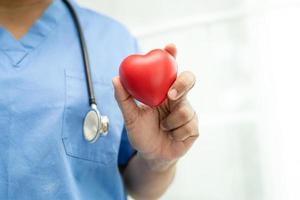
left=113, top=44, right=199, bottom=171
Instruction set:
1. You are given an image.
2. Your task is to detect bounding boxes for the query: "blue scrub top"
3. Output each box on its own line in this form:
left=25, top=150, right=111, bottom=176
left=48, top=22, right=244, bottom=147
left=0, top=0, right=138, bottom=199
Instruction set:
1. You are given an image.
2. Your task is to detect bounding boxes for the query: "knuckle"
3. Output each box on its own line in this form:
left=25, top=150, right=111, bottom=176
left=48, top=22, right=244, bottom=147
left=185, top=124, right=194, bottom=135
left=186, top=117, right=200, bottom=137
left=193, top=119, right=200, bottom=137
left=172, top=132, right=188, bottom=141
left=193, top=134, right=200, bottom=141
left=177, top=106, right=191, bottom=120
left=194, top=126, right=200, bottom=137
left=193, top=113, right=199, bottom=125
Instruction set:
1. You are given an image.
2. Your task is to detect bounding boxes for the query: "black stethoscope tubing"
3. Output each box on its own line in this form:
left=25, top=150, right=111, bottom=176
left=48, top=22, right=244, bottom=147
left=63, top=0, right=96, bottom=105
left=63, top=0, right=109, bottom=143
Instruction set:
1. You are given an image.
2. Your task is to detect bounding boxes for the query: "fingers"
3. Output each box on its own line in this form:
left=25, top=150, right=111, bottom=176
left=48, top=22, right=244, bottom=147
left=164, top=43, right=177, bottom=58
left=112, top=76, right=139, bottom=126
left=161, top=101, right=195, bottom=131
left=164, top=45, right=196, bottom=102
left=170, top=115, right=199, bottom=142
left=168, top=71, right=196, bottom=101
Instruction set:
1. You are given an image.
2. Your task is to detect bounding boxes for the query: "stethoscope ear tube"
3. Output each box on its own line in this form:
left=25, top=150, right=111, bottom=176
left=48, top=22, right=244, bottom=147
left=63, top=0, right=96, bottom=105
left=63, top=0, right=110, bottom=143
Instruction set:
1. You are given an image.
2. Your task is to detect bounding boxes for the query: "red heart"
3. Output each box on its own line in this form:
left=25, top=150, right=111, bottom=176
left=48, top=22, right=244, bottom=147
left=119, top=49, right=177, bottom=107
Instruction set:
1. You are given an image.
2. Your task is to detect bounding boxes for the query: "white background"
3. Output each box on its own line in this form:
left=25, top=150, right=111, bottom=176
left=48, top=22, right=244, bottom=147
left=77, top=0, right=300, bottom=199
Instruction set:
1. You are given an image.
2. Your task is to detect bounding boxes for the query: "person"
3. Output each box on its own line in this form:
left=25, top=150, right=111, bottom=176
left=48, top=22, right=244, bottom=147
left=0, top=0, right=199, bottom=199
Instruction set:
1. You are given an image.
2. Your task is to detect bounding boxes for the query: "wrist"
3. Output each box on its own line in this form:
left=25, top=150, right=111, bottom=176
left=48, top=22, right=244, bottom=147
left=136, top=152, right=178, bottom=173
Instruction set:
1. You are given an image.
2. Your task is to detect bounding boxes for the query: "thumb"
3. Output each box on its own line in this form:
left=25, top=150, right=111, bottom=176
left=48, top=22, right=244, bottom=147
left=112, top=76, right=139, bottom=126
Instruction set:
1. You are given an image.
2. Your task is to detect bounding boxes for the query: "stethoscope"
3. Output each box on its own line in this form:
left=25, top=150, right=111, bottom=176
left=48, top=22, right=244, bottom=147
left=63, top=0, right=109, bottom=143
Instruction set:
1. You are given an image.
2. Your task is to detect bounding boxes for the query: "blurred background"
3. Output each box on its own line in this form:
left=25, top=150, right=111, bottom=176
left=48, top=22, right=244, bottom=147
left=77, top=0, right=300, bottom=199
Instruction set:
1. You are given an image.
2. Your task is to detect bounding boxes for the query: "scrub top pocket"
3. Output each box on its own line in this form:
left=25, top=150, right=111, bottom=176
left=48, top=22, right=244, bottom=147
left=62, top=69, right=118, bottom=165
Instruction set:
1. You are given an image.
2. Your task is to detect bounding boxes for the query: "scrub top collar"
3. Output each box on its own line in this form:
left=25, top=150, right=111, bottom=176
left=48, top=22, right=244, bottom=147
left=0, top=0, right=67, bottom=66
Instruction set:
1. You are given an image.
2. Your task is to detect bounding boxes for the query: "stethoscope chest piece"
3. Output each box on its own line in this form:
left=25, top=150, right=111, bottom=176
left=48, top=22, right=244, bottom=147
left=83, top=104, right=109, bottom=143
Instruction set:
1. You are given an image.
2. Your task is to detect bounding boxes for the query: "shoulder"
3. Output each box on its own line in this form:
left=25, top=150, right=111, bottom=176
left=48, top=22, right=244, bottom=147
left=76, top=4, right=136, bottom=44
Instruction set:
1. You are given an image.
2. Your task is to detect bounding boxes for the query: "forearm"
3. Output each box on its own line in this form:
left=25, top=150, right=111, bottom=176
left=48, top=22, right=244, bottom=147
left=123, top=153, right=176, bottom=200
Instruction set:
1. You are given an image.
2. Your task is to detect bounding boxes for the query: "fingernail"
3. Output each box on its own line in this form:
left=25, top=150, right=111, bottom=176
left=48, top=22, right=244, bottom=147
left=168, top=89, right=177, bottom=100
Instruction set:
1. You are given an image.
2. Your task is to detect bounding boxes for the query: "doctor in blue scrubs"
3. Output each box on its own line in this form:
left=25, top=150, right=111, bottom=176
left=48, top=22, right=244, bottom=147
left=0, top=0, right=199, bottom=199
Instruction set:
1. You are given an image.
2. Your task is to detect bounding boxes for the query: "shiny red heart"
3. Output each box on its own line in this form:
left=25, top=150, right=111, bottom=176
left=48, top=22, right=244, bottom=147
left=119, top=49, right=177, bottom=107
